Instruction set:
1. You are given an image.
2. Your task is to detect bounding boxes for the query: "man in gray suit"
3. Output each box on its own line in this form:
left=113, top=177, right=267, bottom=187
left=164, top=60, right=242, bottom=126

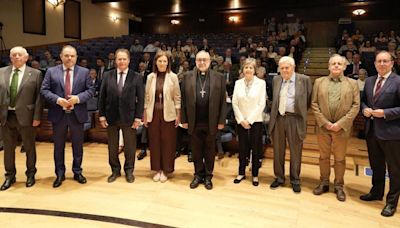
left=269, top=56, right=312, bottom=193
left=0, top=46, right=43, bottom=190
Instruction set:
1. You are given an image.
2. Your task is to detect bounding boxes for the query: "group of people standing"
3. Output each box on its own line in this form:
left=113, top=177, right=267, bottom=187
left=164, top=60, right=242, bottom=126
left=0, top=45, right=399, bottom=217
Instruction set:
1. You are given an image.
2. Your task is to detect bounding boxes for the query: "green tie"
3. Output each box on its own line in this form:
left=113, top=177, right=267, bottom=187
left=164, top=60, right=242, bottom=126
left=10, top=68, right=19, bottom=108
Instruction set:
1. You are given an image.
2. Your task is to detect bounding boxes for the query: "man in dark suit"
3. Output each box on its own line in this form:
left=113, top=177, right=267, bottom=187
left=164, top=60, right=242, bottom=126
left=268, top=56, right=312, bottom=193
left=344, top=53, right=364, bottom=79
left=181, top=50, right=227, bottom=190
left=96, top=57, right=106, bottom=82
left=223, top=48, right=238, bottom=65
left=360, top=51, right=400, bottom=217
left=98, top=49, right=144, bottom=183
left=0, top=46, right=43, bottom=190
left=41, top=45, right=95, bottom=188
left=222, top=61, right=238, bottom=98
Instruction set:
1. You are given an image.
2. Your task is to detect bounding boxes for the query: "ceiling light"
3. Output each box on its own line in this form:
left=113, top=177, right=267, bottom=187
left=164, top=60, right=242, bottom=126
left=352, top=9, right=366, bottom=16
left=47, top=0, right=65, bottom=8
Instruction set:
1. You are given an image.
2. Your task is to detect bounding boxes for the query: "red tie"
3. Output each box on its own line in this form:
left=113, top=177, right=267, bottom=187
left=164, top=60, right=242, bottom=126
left=373, top=76, right=384, bottom=101
left=65, top=68, right=71, bottom=98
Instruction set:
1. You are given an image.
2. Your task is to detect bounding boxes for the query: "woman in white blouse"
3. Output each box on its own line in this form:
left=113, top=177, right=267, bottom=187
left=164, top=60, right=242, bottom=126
left=232, top=58, right=267, bottom=186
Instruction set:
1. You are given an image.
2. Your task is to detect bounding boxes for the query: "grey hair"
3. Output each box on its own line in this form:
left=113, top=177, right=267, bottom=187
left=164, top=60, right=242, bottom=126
left=328, top=54, right=347, bottom=66
left=9, top=46, right=29, bottom=57
left=196, top=50, right=210, bottom=60
left=278, top=56, right=296, bottom=67
left=359, top=68, right=368, bottom=76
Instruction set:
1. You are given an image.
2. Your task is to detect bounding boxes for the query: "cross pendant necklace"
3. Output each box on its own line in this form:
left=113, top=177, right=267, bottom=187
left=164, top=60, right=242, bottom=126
left=199, top=76, right=207, bottom=98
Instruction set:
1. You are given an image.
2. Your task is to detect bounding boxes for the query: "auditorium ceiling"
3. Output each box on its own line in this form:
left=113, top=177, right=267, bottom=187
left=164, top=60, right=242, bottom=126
left=92, top=0, right=397, bottom=18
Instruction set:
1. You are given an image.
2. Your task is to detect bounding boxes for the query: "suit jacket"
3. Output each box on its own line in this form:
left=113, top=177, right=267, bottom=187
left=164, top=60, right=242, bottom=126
left=311, top=75, right=360, bottom=136
left=0, top=66, right=43, bottom=126
left=361, top=72, right=400, bottom=140
left=344, top=63, right=365, bottom=78
left=41, top=65, right=95, bottom=123
left=144, top=72, right=181, bottom=122
left=232, top=76, right=266, bottom=124
left=269, top=73, right=312, bottom=140
left=98, top=69, right=144, bottom=126
left=181, top=69, right=227, bottom=135
left=223, top=70, right=239, bottom=97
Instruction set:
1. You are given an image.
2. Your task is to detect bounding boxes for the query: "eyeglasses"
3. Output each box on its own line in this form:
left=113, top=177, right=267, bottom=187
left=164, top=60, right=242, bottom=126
left=196, top=58, right=210, bottom=63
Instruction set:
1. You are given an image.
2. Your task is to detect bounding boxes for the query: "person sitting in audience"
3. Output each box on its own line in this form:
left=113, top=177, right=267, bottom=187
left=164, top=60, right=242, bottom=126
left=140, top=52, right=153, bottom=72
left=222, top=61, right=238, bottom=97
left=387, top=41, right=398, bottom=59
left=275, top=46, right=287, bottom=65
left=238, top=55, right=247, bottom=78
left=232, top=58, right=266, bottom=187
left=288, top=46, right=297, bottom=62
left=160, top=43, right=172, bottom=56
left=394, top=54, right=400, bottom=75
left=388, top=30, right=400, bottom=43
left=224, top=48, right=238, bottom=65
left=143, top=41, right=160, bottom=53
left=55, top=58, right=62, bottom=66
left=351, top=29, right=364, bottom=46
left=40, top=50, right=56, bottom=70
left=177, top=60, right=190, bottom=82
left=267, top=45, right=278, bottom=59
left=89, top=68, right=101, bottom=96
left=345, top=53, right=364, bottom=79
left=357, top=68, right=367, bottom=93
left=30, top=60, right=46, bottom=76
left=344, top=50, right=354, bottom=65
left=171, top=46, right=186, bottom=73
left=182, top=38, right=197, bottom=53
left=199, top=38, right=211, bottom=52
left=256, top=58, right=266, bottom=79
left=137, top=61, right=151, bottom=84
left=213, top=56, right=225, bottom=73
left=79, top=58, right=88, bottom=68
left=338, top=38, right=357, bottom=55
left=374, top=31, right=388, bottom=45
left=209, top=47, right=219, bottom=63
left=129, top=39, right=144, bottom=53
left=233, top=37, right=245, bottom=49
left=359, top=40, right=376, bottom=55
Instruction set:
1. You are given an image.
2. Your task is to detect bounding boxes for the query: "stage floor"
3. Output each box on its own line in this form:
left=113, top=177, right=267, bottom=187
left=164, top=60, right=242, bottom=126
left=0, top=142, right=399, bottom=227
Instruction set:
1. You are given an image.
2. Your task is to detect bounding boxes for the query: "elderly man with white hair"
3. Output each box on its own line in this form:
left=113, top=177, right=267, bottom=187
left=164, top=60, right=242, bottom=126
left=0, top=46, right=43, bottom=190
left=269, top=56, right=312, bottom=193
left=311, top=54, right=360, bottom=201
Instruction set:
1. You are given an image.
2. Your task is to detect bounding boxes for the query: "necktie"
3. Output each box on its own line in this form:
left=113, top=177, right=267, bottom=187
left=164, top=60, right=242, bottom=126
left=9, top=68, right=19, bottom=108
left=373, top=76, right=384, bottom=100
left=278, top=80, right=289, bottom=115
left=118, top=72, right=124, bottom=96
left=64, top=68, right=71, bottom=98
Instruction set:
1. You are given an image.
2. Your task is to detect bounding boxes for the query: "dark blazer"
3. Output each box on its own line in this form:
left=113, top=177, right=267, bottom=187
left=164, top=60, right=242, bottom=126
left=98, top=69, right=144, bottom=126
left=269, top=73, right=312, bottom=140
left=361, top=72, right=400, bottom=140
left=0, top=66, right=43, bottom=126
left=181, top=69, right=227, bottom=135
left=40, top=65, right=95, bottom=123
left=344, top=63, right=365, bottom=78
left=223, top=56, right=238, bottom=65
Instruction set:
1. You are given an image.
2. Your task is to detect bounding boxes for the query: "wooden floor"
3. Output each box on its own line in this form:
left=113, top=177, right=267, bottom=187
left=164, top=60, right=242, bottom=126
left=0, top=142, right=399, bottom=228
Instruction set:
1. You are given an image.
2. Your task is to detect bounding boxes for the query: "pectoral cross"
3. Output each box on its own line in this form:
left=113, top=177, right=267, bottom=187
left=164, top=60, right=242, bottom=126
left=200, top=89, right=206, bottom=98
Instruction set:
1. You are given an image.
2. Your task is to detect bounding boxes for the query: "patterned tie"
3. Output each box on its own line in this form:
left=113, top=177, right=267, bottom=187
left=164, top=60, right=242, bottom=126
left=373, top=76, right=384, bottom=101
left=118, top=71, right=124, bottom=96
left=9, top=68, right=19, bottom=108
left=64, top=68, right=71, bottom=98
left=278, top=80, right=289, bottom=115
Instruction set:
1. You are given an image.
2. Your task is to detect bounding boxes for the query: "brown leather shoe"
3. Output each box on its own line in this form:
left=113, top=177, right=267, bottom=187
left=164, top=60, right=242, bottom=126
left=335, top=188, right=346, bottom=202
left=312, top=184, right=329, bottom=195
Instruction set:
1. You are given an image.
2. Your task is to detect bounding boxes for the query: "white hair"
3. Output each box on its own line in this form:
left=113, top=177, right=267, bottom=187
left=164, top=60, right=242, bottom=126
left=9, top=46, right=29, bottom=57
left=278, top=56, right=296, bottom=67
left=196, top=50, right=210, bottom=59
left=328, top=54, right=347, bottom=66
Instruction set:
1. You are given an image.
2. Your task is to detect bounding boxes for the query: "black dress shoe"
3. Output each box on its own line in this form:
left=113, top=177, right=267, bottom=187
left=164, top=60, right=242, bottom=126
left=233, top=176, right=246, bottom=184
left=204, top=179, right=213, bottom=190
left=74, top=174, right=87, bottom=184
left=381, top=204, right=397, bottom=217
left=137, top=150, right=147, bottom=160
left=26, top=176, right=35, bottom=188
left=107, top=173, right=121, bottom=183
left=252, top=177, right=259, bottom=187
left=292, top=184, right=301, bottom=193
left=53, top=176, right=65, bottom=188
left=270, top=179, right=284, bottom=189
left=0, top=177, right=16, bottom=191
left=190, top=177, right=203, bottom=189
left=126, top=173, right=135, bottom=183
left=360, top=193, right=383, bottom=201
left=187, top=151, right=193, bottom=163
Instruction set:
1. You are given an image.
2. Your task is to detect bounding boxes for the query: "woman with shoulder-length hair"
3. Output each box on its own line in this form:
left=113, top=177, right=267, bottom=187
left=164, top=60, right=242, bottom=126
left=232, top=58, right=267, bottom=186
left=144, top=50, right=181, bottom=183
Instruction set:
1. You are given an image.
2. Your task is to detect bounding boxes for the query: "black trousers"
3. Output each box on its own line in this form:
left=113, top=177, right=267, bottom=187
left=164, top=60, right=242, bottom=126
left=2, top=111, right=37, bottom=178
left=191, top=123, right=216, bottom=180
left=107, top=122, right=137, bottom=175
left=237, top=122, right=263, bottom=177
left=366, top=123, right=400, bottom=206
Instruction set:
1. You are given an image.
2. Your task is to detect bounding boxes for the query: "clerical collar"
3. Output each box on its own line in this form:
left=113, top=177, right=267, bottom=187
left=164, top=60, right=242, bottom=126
left=197, top=70, right=209, bottom=77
